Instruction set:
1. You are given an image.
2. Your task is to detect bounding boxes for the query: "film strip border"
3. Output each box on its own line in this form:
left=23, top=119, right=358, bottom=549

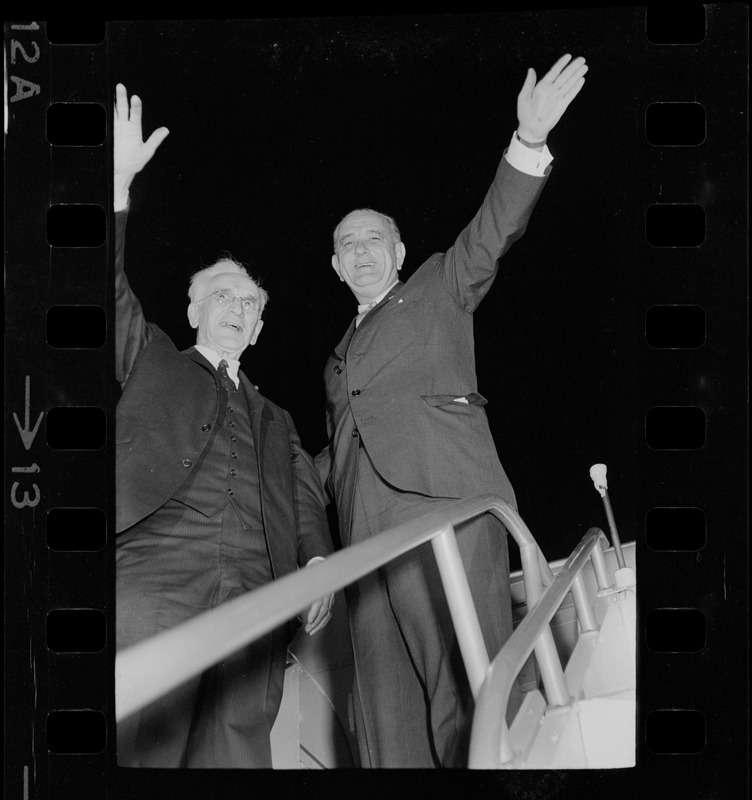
left=3, top=12, right=747, bottom=798
left=5, top=19, right=112, bottom=800
left=637, top=5, right=747, bottom=785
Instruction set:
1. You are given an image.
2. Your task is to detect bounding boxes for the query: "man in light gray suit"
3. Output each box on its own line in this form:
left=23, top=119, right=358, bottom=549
left=316, top=53, right=588, bottom=767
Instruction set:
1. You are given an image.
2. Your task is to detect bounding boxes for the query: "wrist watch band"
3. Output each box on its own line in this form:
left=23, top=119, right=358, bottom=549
left=515, top=131, right=547, bottom=149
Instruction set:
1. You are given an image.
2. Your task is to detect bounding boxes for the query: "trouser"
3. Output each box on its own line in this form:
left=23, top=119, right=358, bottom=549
left=116, top=501, right=286, bottom=768
left=346, top=448, right=517, bottom=768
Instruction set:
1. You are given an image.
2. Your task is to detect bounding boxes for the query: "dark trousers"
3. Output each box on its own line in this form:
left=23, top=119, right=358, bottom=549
left=346, top=448, right=516, bottom=768
left=116, top=501, right=286, bottom=768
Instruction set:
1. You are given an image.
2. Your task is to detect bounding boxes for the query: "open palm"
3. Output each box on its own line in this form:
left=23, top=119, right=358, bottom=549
left=517, top=54, right=588, bottom=142
left=114, top=83, right=169, bottom=177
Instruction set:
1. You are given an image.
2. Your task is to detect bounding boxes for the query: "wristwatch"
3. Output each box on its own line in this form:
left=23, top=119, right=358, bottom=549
left=515, top=131, right=546, bottom=149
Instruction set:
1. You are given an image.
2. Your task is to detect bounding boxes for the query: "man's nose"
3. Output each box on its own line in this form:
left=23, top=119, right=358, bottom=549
left=228, top=296, right=244, bottom=312
left=354, top=240, right=369, bottom=254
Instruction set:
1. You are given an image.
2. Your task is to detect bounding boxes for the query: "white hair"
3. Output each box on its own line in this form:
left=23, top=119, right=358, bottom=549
left=188, top=256, right=269, bottom=313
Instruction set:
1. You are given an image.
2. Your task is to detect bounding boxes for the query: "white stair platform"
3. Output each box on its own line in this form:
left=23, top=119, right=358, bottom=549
left=503, top=562, right=636, bottom=769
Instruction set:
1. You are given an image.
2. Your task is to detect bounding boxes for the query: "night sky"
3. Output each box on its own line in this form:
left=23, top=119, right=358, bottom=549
left=107, top=11, right=745, bottom=569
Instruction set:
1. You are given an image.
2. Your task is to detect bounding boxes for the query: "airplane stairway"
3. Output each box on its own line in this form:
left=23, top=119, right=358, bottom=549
left=502, top=549, right=636, bottom=769
left=117, top=464, right=636, bottom=770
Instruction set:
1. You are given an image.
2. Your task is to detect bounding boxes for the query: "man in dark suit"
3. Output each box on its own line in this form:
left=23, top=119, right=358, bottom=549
left=316, top=54, right=588, bottom=767
left=114, top=84, right=334, bottom=769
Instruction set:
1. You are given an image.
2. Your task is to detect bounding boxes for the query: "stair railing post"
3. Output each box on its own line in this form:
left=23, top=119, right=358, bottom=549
left=571, top=572, right=598, bottom=632
left=590, top=534, right=612, bottom=590
left=519, top=546, right=571, bottom=709
left=431, top=521, right=490, bottom=699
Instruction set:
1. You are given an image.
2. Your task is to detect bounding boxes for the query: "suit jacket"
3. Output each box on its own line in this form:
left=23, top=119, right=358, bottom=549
left=319, top=154, right=548, bottom=541
left=115, top=210, right=331, bottom=578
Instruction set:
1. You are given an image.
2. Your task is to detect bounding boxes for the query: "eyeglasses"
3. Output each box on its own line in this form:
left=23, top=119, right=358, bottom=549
left=197, top=290, right=260, bottom=314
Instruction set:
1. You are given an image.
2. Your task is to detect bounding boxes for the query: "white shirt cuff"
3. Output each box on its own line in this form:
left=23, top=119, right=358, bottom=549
left=505, top=131, right=553, bottom=177
left=306, top=556, right=326, bottom=567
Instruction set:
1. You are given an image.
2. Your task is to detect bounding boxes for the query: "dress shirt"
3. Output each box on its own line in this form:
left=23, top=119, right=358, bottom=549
left=194, top=345, right=241, bottom=389
left=355, top=284, right=400, bottom=326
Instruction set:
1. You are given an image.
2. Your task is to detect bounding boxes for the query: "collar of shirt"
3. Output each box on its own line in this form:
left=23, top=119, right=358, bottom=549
left=357, top=280, right=400, bottom=315
left=194, top=345, right=241, bottom=388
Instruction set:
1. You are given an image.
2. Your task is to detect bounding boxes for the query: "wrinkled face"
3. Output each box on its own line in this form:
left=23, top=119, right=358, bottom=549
left=187, top=270, right=264, bottom=359
left=331, top=211, right=406, bottom=303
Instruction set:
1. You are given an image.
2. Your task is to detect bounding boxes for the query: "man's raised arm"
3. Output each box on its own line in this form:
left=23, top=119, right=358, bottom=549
left=443, top=53, right=588, bottom=312
left=113, top=84, right=170, bottom=385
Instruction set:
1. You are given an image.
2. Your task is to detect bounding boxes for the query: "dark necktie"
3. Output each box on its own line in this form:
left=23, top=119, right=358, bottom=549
left=217, top=359, right=237, bottom=393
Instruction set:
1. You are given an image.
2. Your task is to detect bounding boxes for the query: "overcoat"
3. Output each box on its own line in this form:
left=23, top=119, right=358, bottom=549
left=115, top=210, right=331, bottom=577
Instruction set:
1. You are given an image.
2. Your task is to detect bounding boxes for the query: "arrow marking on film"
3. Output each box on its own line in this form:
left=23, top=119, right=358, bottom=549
left=13, top=375, right=44, bottom=451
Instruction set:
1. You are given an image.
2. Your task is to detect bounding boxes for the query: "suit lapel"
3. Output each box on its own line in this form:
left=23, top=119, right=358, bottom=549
left=239, top=373, right=272, bottom=544
left=183, top=346, right=217, bottom=377
left=334, top=318, right=357, bottom=360
left=333, top=280, right=405, bottom=358
left=239, top=372, right=265, bottom=452
left=363, top=281, right=404, bottom=326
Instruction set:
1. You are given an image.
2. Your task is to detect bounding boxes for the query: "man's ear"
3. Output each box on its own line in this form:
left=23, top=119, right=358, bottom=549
left=331, top=254, right=344, bottom=281
left=396, top=242, right=406, bottom=270
left=187, top=303, right=199, bottom=329
left=249, top=318, right=264, bottom=346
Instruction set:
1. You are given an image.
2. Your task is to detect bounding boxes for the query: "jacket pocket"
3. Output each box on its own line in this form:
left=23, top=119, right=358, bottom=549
left=421, top=393, right=488, bottom=407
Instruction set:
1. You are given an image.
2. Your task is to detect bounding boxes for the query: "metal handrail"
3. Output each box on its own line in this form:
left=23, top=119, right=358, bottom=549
left=116, top=494, right=559, bottom=723
left=468, top=526, right=609, bottom=768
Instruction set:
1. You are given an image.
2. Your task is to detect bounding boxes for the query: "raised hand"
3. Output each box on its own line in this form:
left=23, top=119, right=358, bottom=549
left=114, top=83, right=169, bottom=177
left=516, top=54, right=588, bottom=143
left=114, top=83, right=169, bottom=210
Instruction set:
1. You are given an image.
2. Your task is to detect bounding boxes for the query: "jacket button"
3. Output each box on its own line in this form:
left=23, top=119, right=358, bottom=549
left=230, top=468, right=237, bottom=476
left=334, top=366, right=342, bottom=374
left=182, top=459, right=192, bottom=467
left=351, top=389, right=361, bottom=396
left=351, top=429, right=359, bottom=438
left=201, top=424, right=211, bottom=432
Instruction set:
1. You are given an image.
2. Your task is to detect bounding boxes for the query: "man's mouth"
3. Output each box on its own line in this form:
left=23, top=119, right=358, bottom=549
left=220, top=321, right=243, bottom=332
left=355, top=262, right=376, bottom=269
